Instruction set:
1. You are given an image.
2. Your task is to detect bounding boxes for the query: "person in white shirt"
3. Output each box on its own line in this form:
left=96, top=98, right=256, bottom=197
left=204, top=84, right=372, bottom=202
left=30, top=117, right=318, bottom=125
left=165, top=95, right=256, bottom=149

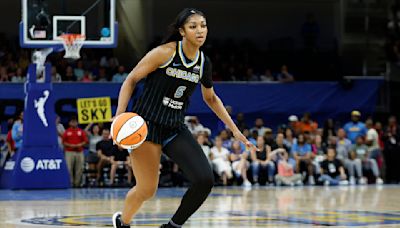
left=365, top=119, right=384, bottom=184
left=210, top=136, right=233, bottom=185
left=366, top=119, right=380, bottom=155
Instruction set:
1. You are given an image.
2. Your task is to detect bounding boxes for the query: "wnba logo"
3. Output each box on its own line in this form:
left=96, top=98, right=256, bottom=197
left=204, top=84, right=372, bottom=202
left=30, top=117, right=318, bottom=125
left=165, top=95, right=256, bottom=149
left=20, top=157, right=35, bottom=173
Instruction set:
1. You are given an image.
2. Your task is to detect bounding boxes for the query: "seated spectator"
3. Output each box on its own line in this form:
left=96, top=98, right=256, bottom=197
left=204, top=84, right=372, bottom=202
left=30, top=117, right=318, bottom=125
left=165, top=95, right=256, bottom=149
left=343, top=110, right=367, bottom=144
left=210, top=136, right=233, bottom=186
left=242, top=128, right=256, bottom=145
left=11, top=111, right=23, bottom=153
left=277, top=65, right=294, bottom=82
left=292, top=134, right=315, bottom=185
left=220, top=129, right=233, bottom=149
left=51, top=66, right=62, bottom=82
left=312, top=134, right=326, bottom=175
left=312, top=134, right=326, bottom=156
left=81, top=70, right=93, bottom=82
left=319, top=147, right=348, bottom=186
left=230, top=140, right=251, bottom=187
left=110, top=145, right=132, bottom=185
left=274, top=133, right=289, bottom=151
left=251, top=118, right=268, bottom=136
left=112, top=65, right=128, bottom=82
left=298, top=113, right=318, bottom=134
left=336, top=128, right=362, bottom=185
left=245, top=67, right=259, bottom=81
left=251, top=136, right=275, bottom=185
left=63, top=66, right=77, bottom=81
left=275, top=150, right=303, bottom=186
left=273, top=133, right=294, bottom=165
left=10, top=68, right=25, bottom=83
left=284, top=128, right=297, bottom=150
left=263, top=128, right=277, bottom=148
left=185, top=116, right=204, bottom=135
left=226, top=66, right=238, bottom=81
left=288, top=115, right=300, bottom=134
left=74, top=60, right=85, bottom=81
left=0, top=66, right=9, bottom=82
left=96, top=129, right=114, bottom=185
left=199, top=128, right=213, bottom=148
left=351, top=136, right=384, bottom=185
left=96, top=67, right=108, bottom=82
left=18, top=50, right=30, bottom=70
left=260, top=68, right=275, bottom=81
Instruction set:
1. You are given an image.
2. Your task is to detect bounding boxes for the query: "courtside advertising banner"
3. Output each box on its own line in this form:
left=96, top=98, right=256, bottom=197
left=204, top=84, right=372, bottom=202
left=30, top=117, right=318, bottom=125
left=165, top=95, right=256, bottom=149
left=76, top=97, right=112, bottom=124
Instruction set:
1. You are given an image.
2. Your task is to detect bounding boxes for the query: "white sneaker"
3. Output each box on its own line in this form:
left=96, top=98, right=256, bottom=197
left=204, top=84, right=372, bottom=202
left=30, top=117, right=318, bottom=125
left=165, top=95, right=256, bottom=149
left=242, top=180, right=252, bottom=187
left=349, top=176, right=356, bottom=185
left=376, top=178, right=384, bottom=185
left=339, top=180, right=349, bottom=185
left=324, top=180, right=330, bottom=186
left=359, top=177, right=367, bottom=185
left=112, top=211, right=130, bottom=228
left=296, top=180, right=304, bottom=186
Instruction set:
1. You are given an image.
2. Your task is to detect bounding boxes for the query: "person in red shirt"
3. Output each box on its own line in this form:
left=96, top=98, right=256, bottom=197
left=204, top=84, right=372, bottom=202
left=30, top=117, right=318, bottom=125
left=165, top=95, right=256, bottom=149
left=62, top=117, right=88, bottom=187
left=6, top=129, right=16, bottom=159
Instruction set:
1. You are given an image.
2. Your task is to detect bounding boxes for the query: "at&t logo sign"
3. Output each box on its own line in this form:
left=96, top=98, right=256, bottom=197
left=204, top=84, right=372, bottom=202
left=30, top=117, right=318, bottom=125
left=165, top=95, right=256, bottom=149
left=20, top=157, right=63, bottom=173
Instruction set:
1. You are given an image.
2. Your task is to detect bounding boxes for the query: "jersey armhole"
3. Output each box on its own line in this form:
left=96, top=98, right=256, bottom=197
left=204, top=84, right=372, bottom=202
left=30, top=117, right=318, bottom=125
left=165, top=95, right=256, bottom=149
left=159, top=51, right=176, bottom=68
left=199, top=52, right=205, bottom=79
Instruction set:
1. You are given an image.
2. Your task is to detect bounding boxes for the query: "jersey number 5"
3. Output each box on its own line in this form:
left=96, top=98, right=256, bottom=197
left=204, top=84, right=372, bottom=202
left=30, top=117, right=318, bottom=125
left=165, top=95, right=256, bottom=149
left=174, top=86, right=187, bottom=98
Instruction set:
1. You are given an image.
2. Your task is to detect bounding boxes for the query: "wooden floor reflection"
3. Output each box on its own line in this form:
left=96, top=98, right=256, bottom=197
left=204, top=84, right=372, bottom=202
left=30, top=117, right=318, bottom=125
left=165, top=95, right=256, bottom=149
left=1, top=185, right=400, bottom=227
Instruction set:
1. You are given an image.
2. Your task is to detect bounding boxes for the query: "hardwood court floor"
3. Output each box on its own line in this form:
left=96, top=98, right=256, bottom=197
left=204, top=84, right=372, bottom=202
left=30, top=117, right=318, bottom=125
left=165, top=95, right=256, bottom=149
left=1, top=185, right=400, bottom=227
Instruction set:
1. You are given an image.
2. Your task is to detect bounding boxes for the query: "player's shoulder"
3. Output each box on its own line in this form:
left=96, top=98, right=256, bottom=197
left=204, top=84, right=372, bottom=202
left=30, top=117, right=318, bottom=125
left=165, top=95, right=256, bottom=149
left=146, top=42, right=177, bottom=65
left=153, top=42, right=176, bottom=57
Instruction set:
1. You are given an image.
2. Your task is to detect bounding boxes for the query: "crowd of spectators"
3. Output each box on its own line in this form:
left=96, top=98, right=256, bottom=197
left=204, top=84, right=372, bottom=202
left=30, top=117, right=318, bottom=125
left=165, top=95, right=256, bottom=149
left=0, top=26, right=344, bottom=83
left=0, top=41, right=297, bottom=83
left=1, top=109, right=399, bottom=188
left=183, top=110, right=399, bottom=187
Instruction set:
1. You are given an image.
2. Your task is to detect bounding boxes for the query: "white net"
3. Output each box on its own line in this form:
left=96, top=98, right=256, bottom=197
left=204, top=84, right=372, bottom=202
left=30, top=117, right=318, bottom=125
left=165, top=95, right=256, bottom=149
left=57, top=34, right=85, bottom=59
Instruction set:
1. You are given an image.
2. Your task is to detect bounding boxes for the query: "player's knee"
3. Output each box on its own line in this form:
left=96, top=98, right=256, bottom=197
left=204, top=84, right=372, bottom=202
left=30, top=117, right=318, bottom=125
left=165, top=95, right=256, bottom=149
left=136, top=185, right=158, bottom=201
left=195, top=173, right=214, bottom=192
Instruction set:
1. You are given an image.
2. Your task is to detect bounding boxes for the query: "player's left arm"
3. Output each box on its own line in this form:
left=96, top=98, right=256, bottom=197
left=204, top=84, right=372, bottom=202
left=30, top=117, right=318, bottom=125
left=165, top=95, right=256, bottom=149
left=200, top=58, right=256, bottom=151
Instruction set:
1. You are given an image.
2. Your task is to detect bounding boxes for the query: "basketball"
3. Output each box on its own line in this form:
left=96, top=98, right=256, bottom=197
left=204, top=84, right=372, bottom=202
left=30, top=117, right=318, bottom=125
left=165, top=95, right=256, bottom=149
left=111, top=112, right=148, bottom=150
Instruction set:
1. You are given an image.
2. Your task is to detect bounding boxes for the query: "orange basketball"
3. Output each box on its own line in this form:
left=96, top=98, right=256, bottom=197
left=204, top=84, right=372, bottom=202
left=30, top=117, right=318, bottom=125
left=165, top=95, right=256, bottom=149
left=111, top=112, right=148, bottom=150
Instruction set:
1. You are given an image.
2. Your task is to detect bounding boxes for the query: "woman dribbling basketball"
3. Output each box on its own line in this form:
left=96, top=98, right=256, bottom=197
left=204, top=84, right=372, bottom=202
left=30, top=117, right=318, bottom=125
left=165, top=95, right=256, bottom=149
left=112, top=8, right=257, bottom=228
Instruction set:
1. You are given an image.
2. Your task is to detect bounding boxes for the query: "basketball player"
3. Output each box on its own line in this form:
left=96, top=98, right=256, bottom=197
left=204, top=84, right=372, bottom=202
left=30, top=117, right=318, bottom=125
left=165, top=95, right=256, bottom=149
left=112, top=8, right=257, bottom=228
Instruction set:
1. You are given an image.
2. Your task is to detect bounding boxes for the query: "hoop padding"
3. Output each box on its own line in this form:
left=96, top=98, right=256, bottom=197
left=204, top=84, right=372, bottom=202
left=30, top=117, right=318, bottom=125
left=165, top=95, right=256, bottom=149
left=56, top=34, right=85, bottom=59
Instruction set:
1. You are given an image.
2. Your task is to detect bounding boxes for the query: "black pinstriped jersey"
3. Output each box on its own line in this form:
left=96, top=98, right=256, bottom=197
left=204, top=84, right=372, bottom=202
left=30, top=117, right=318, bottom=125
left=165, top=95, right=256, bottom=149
left=133, top=41, right=213, bottom=128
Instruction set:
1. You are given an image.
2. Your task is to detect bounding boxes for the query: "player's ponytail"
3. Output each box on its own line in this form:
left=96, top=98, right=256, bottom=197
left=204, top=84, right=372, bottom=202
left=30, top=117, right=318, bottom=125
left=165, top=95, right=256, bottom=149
left=161, top=8, right=206, bottom=44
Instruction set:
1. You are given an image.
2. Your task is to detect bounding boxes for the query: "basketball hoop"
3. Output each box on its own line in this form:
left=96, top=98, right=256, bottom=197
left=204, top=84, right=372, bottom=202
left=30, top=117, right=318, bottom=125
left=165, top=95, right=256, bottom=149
left=56, top=34, right=85, bottom=59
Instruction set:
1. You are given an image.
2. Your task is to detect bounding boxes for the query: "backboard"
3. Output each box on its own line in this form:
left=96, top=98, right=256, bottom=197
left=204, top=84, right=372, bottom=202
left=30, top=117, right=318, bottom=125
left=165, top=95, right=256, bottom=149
left=20, top=0, right=117, bottom=49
